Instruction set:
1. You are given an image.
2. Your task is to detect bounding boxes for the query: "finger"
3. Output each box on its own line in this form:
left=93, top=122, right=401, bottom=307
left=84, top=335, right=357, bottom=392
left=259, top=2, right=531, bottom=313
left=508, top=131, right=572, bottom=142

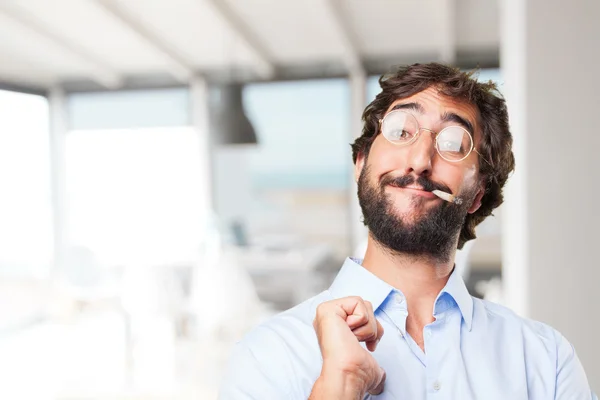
left=344, top=299, right=370, bottom=329
left=368, top=367, right=386, bottom=395
left=346, top=313, right=367, bottom=329
left=315, top=297, right=373, bottom=332
left=353, top=300, right=376, bottom=337
left=352, top=324, right=378, bottom=342
left=315, top=297, right=361, bottom=324
left=364, top=318, right=384, bottom=351
left=364, top=301, right=377, bottom=336
left=375, top=318, right=384, bottom=342
left=366, top=339, right=378, bottom=352
left=364, top=300, right=374, bottom=317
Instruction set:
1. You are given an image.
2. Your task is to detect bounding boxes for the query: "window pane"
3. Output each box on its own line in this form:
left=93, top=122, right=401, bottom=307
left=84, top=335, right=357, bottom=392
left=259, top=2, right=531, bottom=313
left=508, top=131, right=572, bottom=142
left=213, top=79, right=352, bottom=309
left=66, top=127, right=208, bottom=266
left=68, top=88, right=190, bottom=130
left=0, top=90, right=52, bottom=277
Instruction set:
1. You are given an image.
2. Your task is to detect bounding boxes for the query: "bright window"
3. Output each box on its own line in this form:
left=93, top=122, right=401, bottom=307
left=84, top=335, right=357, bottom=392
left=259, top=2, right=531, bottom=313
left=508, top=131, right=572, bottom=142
left=65, top=127, right=208, bottom=266
left=0, top=90, right=52, bottom=278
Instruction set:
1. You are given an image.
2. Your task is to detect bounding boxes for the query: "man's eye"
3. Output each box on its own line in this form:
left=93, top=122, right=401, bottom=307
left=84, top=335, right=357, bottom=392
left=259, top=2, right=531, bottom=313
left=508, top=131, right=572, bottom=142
left=392, top=130, right=411, bottom=139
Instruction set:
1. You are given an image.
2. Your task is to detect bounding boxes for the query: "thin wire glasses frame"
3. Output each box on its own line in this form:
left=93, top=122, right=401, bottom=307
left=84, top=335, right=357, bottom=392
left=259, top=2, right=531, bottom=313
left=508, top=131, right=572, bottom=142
left=379, top=109, right=491, bottom=165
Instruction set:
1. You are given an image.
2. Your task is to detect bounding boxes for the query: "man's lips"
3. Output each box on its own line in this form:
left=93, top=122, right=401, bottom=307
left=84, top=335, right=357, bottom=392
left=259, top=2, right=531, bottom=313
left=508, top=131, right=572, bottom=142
left=387, top=185, right=437, bottom=198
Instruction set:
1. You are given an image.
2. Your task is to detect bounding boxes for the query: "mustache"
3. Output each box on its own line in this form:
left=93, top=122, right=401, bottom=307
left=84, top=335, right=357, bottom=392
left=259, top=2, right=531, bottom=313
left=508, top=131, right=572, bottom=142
left=380, top=174, right=452, bottom=194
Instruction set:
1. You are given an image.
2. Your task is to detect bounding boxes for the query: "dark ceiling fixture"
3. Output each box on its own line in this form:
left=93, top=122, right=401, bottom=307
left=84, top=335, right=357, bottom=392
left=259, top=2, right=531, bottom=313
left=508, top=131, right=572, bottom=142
left=209, top=83, right=258, bottom=145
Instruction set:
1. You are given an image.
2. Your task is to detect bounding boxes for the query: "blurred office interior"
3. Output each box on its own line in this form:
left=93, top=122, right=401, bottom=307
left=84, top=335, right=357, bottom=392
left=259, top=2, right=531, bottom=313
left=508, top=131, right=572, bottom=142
left=0, top=0, right=598, bottom=398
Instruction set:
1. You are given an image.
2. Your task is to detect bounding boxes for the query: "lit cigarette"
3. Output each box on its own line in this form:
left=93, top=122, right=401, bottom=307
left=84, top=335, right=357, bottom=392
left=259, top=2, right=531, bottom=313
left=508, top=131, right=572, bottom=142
left=432, top=190, right=462, bottom=205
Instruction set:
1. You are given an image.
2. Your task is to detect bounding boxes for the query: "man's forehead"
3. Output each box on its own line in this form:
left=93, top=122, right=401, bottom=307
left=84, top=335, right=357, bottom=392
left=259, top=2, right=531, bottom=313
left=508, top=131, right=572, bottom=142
left=385, top=87, right=478, bottom=118
left=385, top=87, right=481, bottom=138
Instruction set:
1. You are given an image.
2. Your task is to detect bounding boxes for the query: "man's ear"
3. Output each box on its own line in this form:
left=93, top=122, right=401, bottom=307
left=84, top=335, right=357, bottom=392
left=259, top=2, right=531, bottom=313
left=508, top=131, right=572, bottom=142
left=468, top=180, right=486, bottom=214
left=354, top=152, right=366, bottom=183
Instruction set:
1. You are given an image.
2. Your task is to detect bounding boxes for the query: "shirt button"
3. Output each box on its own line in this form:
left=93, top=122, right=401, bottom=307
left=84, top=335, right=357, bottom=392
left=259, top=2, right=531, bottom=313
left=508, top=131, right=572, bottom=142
left=426, top=330, right=432, bottom=338
left=432, top=380, right=442, bottom=391
left=397, top=328, right=404, bottom=337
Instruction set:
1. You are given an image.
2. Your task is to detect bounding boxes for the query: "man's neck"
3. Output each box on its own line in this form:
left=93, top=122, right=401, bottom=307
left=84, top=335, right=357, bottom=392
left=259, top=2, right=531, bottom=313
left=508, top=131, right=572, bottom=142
left=361, top=235, right=456, bottom=345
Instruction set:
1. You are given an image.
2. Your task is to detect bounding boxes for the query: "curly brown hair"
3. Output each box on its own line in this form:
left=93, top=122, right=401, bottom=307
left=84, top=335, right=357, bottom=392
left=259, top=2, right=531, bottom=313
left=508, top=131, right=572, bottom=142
left=351, top=63, right=515, bottom=249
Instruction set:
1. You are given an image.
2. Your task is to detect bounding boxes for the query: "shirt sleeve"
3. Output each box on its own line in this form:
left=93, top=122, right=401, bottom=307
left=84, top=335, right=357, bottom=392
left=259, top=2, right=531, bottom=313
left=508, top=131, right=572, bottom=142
left=554, top=331, right=596, bottom=400
left=218, top=341, right=290, bottom=400
left=218, top=325, right=302, bottom=400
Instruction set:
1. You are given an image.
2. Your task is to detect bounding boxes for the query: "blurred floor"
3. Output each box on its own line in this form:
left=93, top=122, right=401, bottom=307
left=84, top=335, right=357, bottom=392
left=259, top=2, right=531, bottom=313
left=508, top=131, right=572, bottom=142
left=0, top=310, right=231, bottom=400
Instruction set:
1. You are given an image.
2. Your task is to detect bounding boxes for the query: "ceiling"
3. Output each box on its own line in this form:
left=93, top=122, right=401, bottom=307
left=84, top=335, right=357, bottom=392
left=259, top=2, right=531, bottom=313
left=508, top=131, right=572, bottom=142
left=0, top=0, right=499, bottom=93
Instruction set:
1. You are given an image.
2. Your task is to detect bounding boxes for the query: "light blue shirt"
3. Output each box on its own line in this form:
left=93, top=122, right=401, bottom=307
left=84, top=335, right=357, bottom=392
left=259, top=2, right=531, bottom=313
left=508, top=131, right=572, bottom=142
left=220, top=258, right=596, bottom=399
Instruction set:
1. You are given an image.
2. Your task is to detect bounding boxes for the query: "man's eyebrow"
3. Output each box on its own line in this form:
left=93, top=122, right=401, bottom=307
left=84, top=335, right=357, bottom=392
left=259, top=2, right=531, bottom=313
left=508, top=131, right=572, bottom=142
left=389, top=103, right=476, bottom=135
left=441, top=112, right=475, bottom=136
left=389, top=102, right=425, bottom=114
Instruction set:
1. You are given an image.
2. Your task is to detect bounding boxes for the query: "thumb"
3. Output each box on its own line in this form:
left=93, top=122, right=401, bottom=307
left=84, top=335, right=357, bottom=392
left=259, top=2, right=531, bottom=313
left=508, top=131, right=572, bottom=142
left=368, top=367, right=386, bottom=395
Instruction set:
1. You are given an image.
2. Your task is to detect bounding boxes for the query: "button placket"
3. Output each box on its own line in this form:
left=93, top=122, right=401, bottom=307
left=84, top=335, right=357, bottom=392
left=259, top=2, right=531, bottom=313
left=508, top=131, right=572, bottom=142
left=382, top=290, right=409, bottom=343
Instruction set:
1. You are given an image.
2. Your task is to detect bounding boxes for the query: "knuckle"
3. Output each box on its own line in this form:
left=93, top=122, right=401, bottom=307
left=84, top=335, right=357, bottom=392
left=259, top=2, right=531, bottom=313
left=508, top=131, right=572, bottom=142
left=357, top=313, right=369, bottom=323
left=316, top=303, right=324, bottom=314
left=348, top=296, right=363, bottom=303
left=316, top=301, right=329, bottom=315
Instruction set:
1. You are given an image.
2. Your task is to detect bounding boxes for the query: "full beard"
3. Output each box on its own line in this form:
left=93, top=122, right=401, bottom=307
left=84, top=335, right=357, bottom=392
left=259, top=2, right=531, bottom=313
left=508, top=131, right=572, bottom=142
left=357, top=166, right=477, bottom=263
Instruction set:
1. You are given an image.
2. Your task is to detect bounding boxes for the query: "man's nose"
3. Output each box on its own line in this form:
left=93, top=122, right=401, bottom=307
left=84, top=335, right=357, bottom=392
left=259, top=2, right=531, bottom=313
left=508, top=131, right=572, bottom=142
left=405, top=129, right=436, bottom=176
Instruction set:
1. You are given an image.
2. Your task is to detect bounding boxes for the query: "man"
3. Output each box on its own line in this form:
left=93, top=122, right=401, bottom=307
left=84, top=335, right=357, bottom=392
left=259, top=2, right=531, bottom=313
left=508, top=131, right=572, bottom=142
left=218, top=63, right=596, bottom=399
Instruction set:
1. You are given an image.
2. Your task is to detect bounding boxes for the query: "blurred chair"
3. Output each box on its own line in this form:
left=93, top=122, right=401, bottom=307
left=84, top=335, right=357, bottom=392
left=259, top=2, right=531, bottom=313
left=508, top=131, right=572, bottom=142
left=187, top=230, right=268, bottom=342
left=55, top=245, right=124, bottom=316
left=54, top=245, right=134, bottom=384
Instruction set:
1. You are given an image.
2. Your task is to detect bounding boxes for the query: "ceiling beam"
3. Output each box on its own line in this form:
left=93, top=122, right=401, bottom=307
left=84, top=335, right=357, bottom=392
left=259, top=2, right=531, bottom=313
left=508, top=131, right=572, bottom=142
left=321, top=0, right=364, bottom=76
left=0, top=2, right=122, bottom=89
left=204, top=0, right=275, bottom=80
left=59, top=50, right=500, bottom=93
left=439, top=0, right=457, bottom=64
left=0, top=80, right=48, bottom=96
left=93, top=0, right=195, bottom=83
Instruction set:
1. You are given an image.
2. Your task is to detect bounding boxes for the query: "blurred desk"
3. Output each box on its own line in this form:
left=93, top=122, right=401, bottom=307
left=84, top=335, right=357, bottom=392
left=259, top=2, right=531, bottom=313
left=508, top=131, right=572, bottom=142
left=232, top=243, right=333, bottom=309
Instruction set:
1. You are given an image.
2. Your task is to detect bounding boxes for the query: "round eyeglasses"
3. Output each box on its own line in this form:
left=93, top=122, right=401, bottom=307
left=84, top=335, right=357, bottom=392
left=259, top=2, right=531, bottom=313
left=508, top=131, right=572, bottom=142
left=379, top=110, right=485, bottom=163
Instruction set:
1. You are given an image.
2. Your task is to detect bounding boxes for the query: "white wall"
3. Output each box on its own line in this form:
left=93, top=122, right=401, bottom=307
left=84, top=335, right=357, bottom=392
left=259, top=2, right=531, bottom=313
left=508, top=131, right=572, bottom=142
left=502, top=0, right=600, bottom=391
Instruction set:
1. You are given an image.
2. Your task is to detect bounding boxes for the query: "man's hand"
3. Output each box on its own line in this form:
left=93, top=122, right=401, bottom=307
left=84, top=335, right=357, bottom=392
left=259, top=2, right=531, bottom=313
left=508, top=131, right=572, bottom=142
left=309, top=296, right=386, bottom=399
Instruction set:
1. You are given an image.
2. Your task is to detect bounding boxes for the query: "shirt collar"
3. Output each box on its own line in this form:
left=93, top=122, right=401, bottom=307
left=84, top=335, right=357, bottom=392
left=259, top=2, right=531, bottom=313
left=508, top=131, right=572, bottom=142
left=330, top=257, right=474, bottom=331
left=329, top=257, right=394, bottom=312
left=436, top=268, right=474, bottom=331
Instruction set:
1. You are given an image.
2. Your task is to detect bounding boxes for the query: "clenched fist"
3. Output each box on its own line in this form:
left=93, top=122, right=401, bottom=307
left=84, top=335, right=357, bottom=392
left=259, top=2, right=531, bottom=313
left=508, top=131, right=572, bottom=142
left=309, top=296, right=386, bottom=399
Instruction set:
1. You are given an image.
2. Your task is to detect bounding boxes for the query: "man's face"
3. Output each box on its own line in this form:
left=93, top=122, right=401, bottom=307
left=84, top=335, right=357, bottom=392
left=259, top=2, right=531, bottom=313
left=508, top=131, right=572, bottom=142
left=355, top=87, right=485, bottom=261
